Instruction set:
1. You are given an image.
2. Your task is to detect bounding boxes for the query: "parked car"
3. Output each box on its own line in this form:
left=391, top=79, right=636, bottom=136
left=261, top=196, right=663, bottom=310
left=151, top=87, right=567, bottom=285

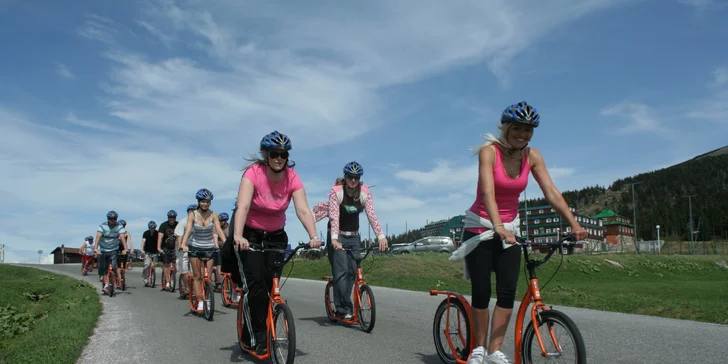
left=390, top=236, right=455, bottom=254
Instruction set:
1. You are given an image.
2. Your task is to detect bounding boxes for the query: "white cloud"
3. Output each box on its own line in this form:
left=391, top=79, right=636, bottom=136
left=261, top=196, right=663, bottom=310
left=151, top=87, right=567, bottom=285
left=375, top=195, right=427, bottom=213
left=686, top=90, right=728, bottom=122
left=0, top=107, right=241, bottom=216
left=1, top=1, right=628, bottom=261
left=77, top=14, right=118, bottom=44
left=65, top=112, right=118, bottom=132
left=712, top=67, right=728, bottom=87
left=677, top=0, right=723, bottom=9
left=600, top=102, right=684, bottom=141
left=601, top=103, right=662, bottom=133
left=76, top=0, right=623, bottom=149
left=685, top=67, right=728, bottom=122
left=678, top=0, right=712, bottom=6
left=394, top=160, right=477, bottom=188
left=56, top=62, right=74, bottom=79
left=135, top=20, right=175, bottom=48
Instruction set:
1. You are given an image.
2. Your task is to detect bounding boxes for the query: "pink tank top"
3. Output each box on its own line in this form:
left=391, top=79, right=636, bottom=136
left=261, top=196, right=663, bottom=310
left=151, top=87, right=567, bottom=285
left=466, top=145, right=530, bottom=234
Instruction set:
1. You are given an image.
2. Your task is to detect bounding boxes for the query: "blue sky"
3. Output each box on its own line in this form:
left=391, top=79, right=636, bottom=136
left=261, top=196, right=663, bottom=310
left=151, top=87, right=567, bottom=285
left=1, top=0, right=727, bottom=263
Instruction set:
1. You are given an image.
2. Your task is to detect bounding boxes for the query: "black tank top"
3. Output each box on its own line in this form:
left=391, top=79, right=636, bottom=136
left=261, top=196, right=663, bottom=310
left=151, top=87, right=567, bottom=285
left=338, top=189, right=363, bottom=232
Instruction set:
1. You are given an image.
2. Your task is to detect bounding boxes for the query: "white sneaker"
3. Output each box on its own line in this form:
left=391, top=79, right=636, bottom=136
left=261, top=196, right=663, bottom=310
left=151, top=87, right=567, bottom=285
left=467, top=346, right=486, bottom=364
left=486, top=350, right=512, bottom=364
left=197, top=301, right=204, bottom=311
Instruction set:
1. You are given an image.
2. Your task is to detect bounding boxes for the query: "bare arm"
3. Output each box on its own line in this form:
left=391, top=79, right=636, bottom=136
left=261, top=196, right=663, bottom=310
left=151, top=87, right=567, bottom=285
left=530, top=147, right=580, bottom=230
left=119, top=232, right=127, bottom=253
left=233, top=176, right=255, bottom=238
left=125, top=232, right=133, bottom=251
left=181, top=211, right=195, bottom=250
left=156, top=227, right=164, bottom=253
left=212, top=212, right=226, bottom=248
left=94, top=231, right=102, bottom=253
left=292, top=188, right=318, bottom=239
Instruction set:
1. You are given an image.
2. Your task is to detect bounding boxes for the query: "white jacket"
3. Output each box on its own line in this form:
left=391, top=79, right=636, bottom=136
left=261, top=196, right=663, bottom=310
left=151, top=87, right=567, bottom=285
left=449, top=209, right=521, bottom=280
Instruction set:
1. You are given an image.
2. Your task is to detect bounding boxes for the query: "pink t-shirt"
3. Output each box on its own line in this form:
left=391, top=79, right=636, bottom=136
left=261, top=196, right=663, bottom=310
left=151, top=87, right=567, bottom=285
left=243, top=163, right=304, bottom=232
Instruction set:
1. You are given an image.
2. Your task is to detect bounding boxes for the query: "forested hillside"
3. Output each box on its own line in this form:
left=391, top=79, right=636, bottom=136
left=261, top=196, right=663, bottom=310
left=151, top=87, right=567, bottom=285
left=520, top=146, right=728, bottom=242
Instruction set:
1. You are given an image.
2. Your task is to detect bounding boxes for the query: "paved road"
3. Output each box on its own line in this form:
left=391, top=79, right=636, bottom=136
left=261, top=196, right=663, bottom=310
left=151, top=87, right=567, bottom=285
left=20, top=263, right=728, bottom=364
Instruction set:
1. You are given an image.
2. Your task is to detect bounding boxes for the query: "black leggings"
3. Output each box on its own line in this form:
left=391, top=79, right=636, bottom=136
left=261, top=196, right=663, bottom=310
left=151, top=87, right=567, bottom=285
left=220, top=220, right=287, bottom=343
left=464, top=230, right=522, bottom=309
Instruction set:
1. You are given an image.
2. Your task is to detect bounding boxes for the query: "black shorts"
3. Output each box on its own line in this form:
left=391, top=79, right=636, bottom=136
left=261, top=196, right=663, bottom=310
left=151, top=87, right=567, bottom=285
left=213, top=249, right=221, bottom=266
left=161, top=250, right=176, bottom=265
left=188, top=246, right=216, bottom=260
left=98, top=252, right=118, bottom=276
left=117, top=253, right=128, bottom=267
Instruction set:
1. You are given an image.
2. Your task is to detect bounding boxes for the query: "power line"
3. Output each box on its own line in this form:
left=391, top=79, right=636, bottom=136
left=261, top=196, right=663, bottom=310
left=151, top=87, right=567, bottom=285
left=625, top=182, right=642, bottom=254
left=683, top=194, right=698, bottom=254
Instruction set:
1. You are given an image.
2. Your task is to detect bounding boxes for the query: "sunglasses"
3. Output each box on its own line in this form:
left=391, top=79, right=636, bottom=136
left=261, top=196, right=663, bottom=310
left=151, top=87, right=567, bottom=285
left=345, top=174, right=360, bottom=181
left=269, top=150, right=289, bottom=159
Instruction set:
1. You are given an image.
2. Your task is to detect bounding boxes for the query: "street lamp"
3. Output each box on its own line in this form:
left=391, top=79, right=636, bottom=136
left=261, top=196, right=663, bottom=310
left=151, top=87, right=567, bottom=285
left=656, top=225, right=660, bottom=255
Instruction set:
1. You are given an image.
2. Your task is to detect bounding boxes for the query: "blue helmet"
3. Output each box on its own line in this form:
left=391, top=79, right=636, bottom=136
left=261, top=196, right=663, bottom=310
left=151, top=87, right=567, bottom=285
left=119, top=219, right=127, bottom=227
left=187, top=204, right=197, bottom=212
left=501, top=101, right=539, bottom=128
left=260, top=130, right=292, bottom=151
left=84, top=236, right=91, bottom=241
left=343, top=161, right=364, bottom=176
left=167, top=210, right=177, bottom=218
left=219, top=212, right=229, bottom=221
left=106, top=210, right=118, bottom=219
left=148, top=221, right=157, bottom=229
left=195, top=188, right=213, bottom=201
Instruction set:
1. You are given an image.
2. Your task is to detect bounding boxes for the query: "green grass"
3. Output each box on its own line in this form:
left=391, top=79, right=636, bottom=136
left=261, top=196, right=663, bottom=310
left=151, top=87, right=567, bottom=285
left=283, top=252, right=728, bottom=325
left=0, top=265, right=101, bottom=364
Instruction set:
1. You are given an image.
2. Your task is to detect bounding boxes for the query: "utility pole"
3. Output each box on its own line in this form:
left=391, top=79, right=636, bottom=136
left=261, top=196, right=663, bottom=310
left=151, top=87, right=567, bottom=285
left=625, top=182, right=642, bottom=254
left=683, top=194, right=697, bottom=254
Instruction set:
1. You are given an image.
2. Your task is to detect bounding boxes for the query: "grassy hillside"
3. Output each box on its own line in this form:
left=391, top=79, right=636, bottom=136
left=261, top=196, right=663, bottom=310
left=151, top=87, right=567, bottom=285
left=283, top=252, right=728, bottom=324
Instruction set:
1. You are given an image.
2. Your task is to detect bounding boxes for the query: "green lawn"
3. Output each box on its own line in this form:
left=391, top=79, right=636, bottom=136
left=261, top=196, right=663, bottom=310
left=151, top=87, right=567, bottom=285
left=283, top=252, right=728, bottom=324
left=0, top=265, right=101, bottom=364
